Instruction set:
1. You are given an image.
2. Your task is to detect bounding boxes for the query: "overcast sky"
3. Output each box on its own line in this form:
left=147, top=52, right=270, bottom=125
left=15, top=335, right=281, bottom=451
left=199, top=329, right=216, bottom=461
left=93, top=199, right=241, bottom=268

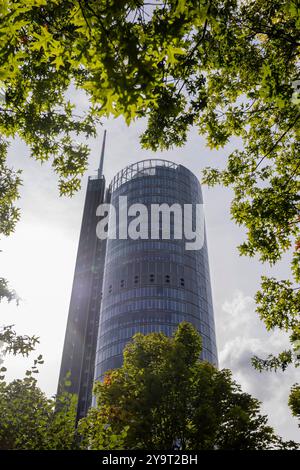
left=1, top=90, right=299, bottom=441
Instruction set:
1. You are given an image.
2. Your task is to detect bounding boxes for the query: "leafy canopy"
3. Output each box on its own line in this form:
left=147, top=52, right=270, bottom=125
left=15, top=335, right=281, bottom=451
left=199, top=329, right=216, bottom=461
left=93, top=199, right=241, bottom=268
left=0, top=340, right=79, bottom=450
left=0, top=322, right=298, bottom=450
left=0, top=278, right=40, bottom=368
left=289, top=383, right=300, bottom=428
left=81, top=322, right=296, bottom=450
left=0, top=375, right=78, bottom=450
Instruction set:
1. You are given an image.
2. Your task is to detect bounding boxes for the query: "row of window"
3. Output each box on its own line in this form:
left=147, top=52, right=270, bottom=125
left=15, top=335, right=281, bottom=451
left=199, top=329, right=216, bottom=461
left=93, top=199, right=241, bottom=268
left=103, top=267, right=210, bottom=295
left=98, top=311, right=215, bottom=342
left=105, top=252, right=209, bottom=277
left=111, top=196, right=201, bottom=211
left=114, top=184, right=199, bottom=199
left=100, top=298, right=210, bottom=323
left=107, top=238, right=184, bottom=250
left=105, top=252, right=207, bottom=273
left=115, top=185, right=201, bottom=202
left=105, top=250, right=206, bottom=271
left=97, top=324, right=214, bottom=352
left=97, top=324, right=177, bottom=350
left=100, top=286, right=211, bottom=311
left=105, top=276, right=185, bottom=295
left=96, top=340, right=126, bottom=363
left=113, top=173, right=200, bottom=197
left=106, top=240, right=204, bottom=262
left=133, top=275, right=182, bottom=287
left=94, top=357, right=123, bottom=379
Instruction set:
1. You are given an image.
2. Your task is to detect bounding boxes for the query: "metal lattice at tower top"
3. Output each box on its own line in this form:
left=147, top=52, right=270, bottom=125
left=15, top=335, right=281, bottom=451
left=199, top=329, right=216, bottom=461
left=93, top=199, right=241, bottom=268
left=109, top=159, right=179, bottom=192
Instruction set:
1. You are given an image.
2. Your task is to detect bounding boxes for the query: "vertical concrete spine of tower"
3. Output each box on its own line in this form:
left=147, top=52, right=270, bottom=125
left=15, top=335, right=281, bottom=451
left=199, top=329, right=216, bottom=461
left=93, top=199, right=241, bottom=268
left=57, top=131, right=107, bottom=421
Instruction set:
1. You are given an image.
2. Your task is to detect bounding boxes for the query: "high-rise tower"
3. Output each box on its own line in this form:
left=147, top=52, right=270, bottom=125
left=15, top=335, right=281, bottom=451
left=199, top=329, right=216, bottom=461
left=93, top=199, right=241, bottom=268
left=93, top=160, right=218, bottom=382
left=58, top=153, right=218, bottom=419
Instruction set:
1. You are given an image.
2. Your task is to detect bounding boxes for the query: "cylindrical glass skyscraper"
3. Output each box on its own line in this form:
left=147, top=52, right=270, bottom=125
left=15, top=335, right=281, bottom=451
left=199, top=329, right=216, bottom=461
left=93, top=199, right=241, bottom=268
left=94, top=159, right=217, bottom=381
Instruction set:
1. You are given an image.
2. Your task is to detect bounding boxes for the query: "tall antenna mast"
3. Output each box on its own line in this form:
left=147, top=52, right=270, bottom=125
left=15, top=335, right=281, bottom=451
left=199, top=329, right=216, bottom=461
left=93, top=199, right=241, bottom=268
left=98, top=129, right=107, bottom=178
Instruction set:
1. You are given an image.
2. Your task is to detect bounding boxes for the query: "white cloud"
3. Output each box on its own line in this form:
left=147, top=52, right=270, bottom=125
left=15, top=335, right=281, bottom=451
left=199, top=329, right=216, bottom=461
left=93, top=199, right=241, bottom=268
left=218, top=290, right=299, bottom=441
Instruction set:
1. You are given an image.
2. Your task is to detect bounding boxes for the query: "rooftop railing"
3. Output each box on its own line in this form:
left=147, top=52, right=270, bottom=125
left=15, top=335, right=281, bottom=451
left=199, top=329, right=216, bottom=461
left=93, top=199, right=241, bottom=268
left=108, top=159, right=180, bottom=192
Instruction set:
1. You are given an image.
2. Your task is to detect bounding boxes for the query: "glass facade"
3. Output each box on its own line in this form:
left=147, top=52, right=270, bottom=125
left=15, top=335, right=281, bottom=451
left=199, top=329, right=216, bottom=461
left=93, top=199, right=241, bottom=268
left=94, top=160, right=218, bottom=381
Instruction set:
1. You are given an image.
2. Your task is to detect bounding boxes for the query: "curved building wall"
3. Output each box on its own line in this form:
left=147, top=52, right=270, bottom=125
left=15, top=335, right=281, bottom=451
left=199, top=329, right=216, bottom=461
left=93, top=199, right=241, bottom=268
left=94, top=160, right=217, bottom=381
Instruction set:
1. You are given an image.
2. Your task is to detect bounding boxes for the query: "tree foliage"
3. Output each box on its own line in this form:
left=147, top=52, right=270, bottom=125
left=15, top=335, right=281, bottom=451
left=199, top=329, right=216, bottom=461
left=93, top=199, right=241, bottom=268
left=0, top=341, right=127, bottom=450
left=0, top=0, right=299, bottom=387
left=289, top=384, right=300, bottom=428
left=0, top=377, right=78, bottom=450
left=0, top=277, right=17, bottom=303
left=82, top=322, right=297, bottom=450
left=0, top=278, right=40, bottom=367
left=78, top=408, right=129, bottom=450
left=0, top=352, right=79, bottom=450
left=0, top=323, right=298, bottom=449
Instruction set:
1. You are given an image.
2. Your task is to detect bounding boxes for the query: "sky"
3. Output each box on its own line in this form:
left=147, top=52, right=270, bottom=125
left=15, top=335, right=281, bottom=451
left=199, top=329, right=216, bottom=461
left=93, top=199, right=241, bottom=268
left=1, top=90, right=299, bottom=441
